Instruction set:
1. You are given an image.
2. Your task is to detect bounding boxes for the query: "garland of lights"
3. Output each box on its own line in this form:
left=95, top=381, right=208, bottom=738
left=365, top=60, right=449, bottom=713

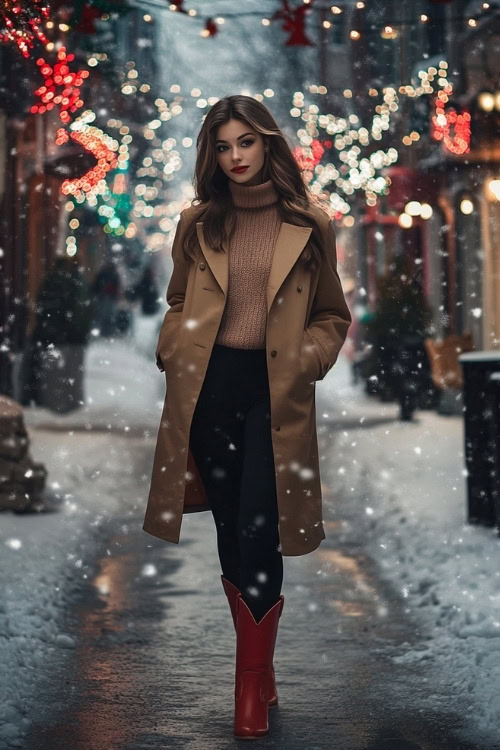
left=437, top=109, right=471, bottom=155
left=289, top=58, right=470, bottom=219
left=28, top=46, right=471, bottom=253
left=6, top=4, right=479, bottom=256
left=292, top=85, right=400, bottom=219
left=128, top=1, right=496, bottom=46
left=0, top=0, right=131, bottom=58
left=115, top=63, right=185, bottom=245
left=0, top=0, right=50, bottom=58
left=0, top=0, right=495, bottom=64
left=0, top=0, right=494, bottom=58
left=61, top=59, right=468, bottom=245
left=103, top=60, right=466, bottom=234
left=431, top=83, right=471, bottom=155
left=50, top=0, right=133, bottom=34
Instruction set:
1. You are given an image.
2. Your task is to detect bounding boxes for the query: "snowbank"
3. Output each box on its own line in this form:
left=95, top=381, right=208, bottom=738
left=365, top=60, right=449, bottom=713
left=0, top=333, right=162, bottom=747
left=319, top=355, right=500, bottom=742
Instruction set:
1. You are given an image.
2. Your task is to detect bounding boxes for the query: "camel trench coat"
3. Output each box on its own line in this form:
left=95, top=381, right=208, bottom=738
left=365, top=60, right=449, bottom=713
left=142, top=202, right=352, bottom=556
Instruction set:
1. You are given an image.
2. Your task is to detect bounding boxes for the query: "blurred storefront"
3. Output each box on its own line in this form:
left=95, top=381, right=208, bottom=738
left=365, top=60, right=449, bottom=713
left=347, top=0, right=500, bottom=353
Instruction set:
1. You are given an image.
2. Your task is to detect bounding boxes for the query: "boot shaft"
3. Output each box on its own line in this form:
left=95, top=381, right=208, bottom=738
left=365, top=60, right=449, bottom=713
left=235, top=594, right=284, bottom=675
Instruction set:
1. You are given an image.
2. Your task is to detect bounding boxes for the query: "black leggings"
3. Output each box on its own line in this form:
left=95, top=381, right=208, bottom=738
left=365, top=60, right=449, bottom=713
left=189, top=343, right=283, bottom=623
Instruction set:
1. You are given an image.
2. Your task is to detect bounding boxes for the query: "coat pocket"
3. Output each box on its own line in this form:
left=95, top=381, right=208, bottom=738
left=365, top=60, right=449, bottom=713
left=300, top=328, right=324, bottom=383
left=156, top=322, right=181, bottom=371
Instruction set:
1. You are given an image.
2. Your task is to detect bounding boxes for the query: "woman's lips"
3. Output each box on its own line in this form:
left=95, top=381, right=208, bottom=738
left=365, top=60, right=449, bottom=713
left=231, top=166, right=249, bottom=173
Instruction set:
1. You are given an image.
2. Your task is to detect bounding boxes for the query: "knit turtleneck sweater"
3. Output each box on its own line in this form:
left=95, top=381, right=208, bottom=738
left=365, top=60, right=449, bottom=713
left=215, top=178, right=281, bottom=349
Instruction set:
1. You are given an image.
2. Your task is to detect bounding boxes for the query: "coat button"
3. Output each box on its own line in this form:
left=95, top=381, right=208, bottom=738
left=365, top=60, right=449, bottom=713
left=297, top=284, right=303, bottom=292
left=270, top=350, right=277, bottom=357
left=199, top=262, right=206, bottom=270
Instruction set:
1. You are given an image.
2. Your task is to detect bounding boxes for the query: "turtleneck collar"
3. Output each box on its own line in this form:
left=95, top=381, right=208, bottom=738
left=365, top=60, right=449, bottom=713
left=228, top=178, right=279, bottom=209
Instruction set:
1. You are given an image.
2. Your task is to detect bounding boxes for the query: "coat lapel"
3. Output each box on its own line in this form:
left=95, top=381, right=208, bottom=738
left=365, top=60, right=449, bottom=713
left=195, top=221, right=312, bottom=314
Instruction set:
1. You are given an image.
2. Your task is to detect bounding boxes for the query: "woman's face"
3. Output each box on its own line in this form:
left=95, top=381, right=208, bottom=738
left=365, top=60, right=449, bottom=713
left=215, top=118, right=266, bottom=186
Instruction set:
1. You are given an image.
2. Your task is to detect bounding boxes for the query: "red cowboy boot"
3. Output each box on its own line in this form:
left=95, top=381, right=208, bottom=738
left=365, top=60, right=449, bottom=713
left=233, top=592, right=284, bottom=739
left=221, top=575, right=279, bottom=707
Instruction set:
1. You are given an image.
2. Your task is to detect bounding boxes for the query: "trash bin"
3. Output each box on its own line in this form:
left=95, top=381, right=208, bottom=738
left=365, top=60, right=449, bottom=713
left=488, top=371, right=500, bottom=533
left=459, top=351, right=500, bottom=530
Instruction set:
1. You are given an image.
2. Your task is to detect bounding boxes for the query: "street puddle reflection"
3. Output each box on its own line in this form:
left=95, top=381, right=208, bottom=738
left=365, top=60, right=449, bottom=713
left=48, top=534, right=139, bottom=749
left=318, top=548, right=380, bottom=617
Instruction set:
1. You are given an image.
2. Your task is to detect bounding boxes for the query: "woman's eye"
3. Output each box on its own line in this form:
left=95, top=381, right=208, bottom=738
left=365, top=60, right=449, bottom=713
left=216, top=140, right=254, bottom=153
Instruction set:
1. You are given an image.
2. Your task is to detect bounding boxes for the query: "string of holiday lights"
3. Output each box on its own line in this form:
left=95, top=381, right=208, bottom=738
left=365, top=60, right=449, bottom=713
left=398, top=62, right=470, bottom=155
left=103, top=60, right=468, bottom=238
left=0, top=0, right=50, bottom=58
left=50, top=0, right=133, bottom=34
left=112, top=62, right=185, bottom=245
left=59, top=58, right=468, bottom=251
left=128, top=0, right=499, bottom=44
left=25, top=33, right=470, bottom=252
left=29, top=46, right=135, bottom=236
left=431, top=77, right=471, bottom=155
left=292, top=86, right=398, bottom=219
left=58, top=60, right=187, bottom=243
left=1, top=0, right=495, bottom=57
left=0, top=0, right=133, bottom=57
left=1, top=2, right=479, bottom=259
left=56, top=111, right=121, bottom=199
left=289, top=58, right=470, bottom=221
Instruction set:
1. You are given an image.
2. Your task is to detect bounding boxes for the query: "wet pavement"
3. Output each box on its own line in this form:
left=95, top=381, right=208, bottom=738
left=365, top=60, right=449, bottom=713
left=24, top=419, right=493, bottom=749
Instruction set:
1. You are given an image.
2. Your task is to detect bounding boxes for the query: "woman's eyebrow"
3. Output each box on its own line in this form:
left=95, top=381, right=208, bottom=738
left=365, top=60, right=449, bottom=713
left=216, top=132, right=255, bottom=144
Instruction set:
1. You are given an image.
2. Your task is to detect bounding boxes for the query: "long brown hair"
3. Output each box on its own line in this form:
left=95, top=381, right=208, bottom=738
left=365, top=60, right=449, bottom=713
left=183, top=95, right=324, bottom=272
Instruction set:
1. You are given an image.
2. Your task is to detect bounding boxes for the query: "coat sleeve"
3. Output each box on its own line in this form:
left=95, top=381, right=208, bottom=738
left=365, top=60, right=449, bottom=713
left=306, top=218, right=352, bottom=380
left=155, top=211, right=189, bottom=372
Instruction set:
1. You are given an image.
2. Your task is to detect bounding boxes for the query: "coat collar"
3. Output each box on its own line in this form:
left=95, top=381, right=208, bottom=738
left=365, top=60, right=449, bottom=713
left=195, top=221, right=312, bottom=314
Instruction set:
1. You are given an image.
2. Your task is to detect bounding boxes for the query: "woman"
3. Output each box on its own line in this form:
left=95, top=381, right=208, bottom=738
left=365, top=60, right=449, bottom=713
left=143, top=95, right=352, bottom=739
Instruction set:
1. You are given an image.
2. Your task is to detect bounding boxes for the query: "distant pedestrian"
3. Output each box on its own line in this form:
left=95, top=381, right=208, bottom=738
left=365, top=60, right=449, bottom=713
left=134, top=263, right=160, bottom=316
left=91, top=260, right=121, bottom=337
left=143, top=95, right=352, bottom=739
left=27, top=256, right=93, bottom=410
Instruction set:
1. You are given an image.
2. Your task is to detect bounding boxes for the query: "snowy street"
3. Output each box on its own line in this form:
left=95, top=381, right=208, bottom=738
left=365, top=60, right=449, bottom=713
left=2, top=2, right=500, bottom=748
left=1, top=323, right=499, bottom=749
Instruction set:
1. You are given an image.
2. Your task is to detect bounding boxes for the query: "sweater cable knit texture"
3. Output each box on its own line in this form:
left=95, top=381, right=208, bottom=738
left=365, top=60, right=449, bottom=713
left=215, top=178, right=281, bottom=350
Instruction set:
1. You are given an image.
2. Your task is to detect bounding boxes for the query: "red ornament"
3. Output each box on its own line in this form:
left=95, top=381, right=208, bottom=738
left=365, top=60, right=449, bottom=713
left=73, top=4, right=105, bottom=33
left=272, top=0, right=314, bottom=46
left=30, top=46, right=90, bottom=125
left=170, top=0, right=187, bottom=12
left=204, top=17, right=217, bottom=37
left=0, top=0, right=50, bottom=58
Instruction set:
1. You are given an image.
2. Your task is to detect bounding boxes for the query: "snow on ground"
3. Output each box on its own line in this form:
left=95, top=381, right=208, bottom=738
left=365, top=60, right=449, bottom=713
left=0, top=316, right=163, bottom=748
left=1, top=316, right=500, bottom=745
left=24, top=312, right=165, bottom=434
left=318, top=355, right=500, bottom=742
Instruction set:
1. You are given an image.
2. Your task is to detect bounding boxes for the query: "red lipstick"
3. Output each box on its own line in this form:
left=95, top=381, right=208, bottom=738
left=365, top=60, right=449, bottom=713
left=231, top=166, right=249, bottom=174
